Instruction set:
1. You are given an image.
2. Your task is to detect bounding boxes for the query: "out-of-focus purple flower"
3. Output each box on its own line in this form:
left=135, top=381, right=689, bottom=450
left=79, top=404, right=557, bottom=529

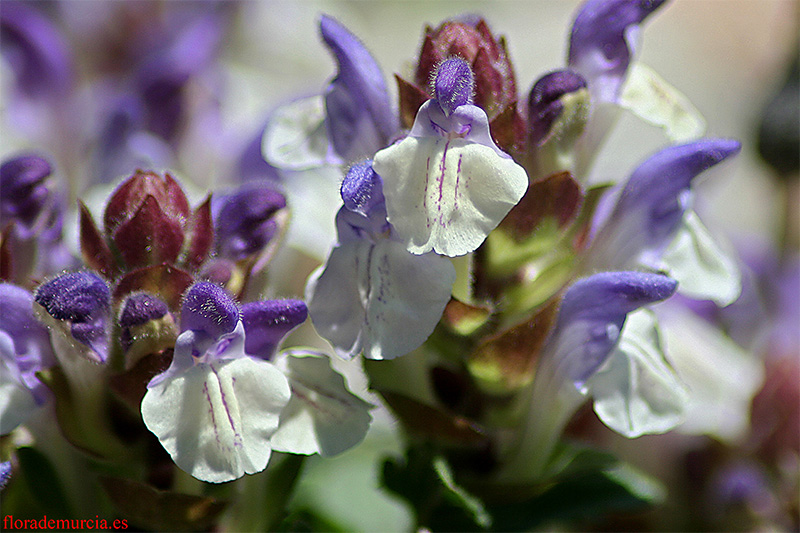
left=589, top=139, right=741, bottom=270
left=320, top=15, right=397, bottom=162
left=0, top=283, right=56, bottom=433
left=0, top=1, right=73, bottom=100
left=0, top=155, right=75, bottom=282
left=33, top=271, right=111, bottom=363
left=307, top=161, right=455, bottom=360
left=527, top=69, right=588, bottom=146
left=214, top=183, right=287, bottom=262
left=568, top=0, right=666, bottom=103
left=0, top=461, right=11, bottom=490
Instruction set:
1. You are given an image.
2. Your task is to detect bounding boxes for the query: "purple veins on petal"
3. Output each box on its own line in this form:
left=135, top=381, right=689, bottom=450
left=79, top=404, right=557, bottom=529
left=181, top=281, right=240, bottom=338
left=241, top=299, right=308, bottom=358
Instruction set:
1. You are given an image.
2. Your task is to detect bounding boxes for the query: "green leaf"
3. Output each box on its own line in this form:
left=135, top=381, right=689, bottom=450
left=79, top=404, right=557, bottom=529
left=17, top=447, right=74, bottom=518
left=432, top=456, right=492, bottom=529
left=620, top=62, right=706, bottom=142
left=661, top=210, right=742, bottom=306
left=382, top=447, right=492, bottom=531
left=489, top=447, right=666, bottom=531
left=99, top=476, right=227, bottom=531
left=589, top=309, right=689, bottom=437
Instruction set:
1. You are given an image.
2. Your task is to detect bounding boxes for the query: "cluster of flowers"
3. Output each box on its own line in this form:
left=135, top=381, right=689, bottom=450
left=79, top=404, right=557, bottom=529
left=1, top=0, right=796, bottom=530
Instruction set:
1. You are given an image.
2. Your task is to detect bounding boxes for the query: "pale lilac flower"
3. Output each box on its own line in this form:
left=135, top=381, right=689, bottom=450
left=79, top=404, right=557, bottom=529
left=588, top=139, right=742, bottom=305
left=372, top=58, right=528, bottom=257
left=142, top=281, right=370, bottom=483
left=307, top=161, right=455, bottom=360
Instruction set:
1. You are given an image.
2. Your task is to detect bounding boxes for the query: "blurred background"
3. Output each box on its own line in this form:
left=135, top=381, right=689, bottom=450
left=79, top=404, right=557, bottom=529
left=2, top=1, right=797, bottom=531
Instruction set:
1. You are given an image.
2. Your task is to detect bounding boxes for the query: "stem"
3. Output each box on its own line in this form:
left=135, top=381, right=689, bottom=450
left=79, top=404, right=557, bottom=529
left=223, top=453, right=306, bottom=532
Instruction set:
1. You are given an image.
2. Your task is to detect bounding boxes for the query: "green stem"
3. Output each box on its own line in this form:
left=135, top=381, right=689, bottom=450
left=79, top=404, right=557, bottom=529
left=223, top=453, right=306, bottom=532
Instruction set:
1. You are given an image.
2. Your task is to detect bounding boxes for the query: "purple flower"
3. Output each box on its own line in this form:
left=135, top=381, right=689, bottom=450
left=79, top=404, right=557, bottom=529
left=320, top=15, right=397, bottom=162
left=0, top=1, right=73, bottom=100
left=568, top=0, right=667, bottom=103
left=34, top=271, right=111, bottom=363
left=590, top=139, right=741, bottom=270
left=433, top=57, right=475, bottom=116
left=0, top=154, right=75, bottom=282
left=0, top=283, right=56, bottom=433
left=546, top=271, right=678, bottom=388
left=214, top=183, right=287, bottom=262
left=527, top=69, right=588, bottom=146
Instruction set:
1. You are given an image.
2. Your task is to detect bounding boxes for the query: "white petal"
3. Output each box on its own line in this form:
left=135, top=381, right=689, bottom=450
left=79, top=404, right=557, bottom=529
left=620, top=63, right=706, bottom=143
left=661, top=210, right=742, bottom=306
left=373, top=136, right=528, bottom=257
left=660, top=304, right=764, bottom=442
left=308, top=239, right=455, bottom=360
left=306, top=240, right=370, bottom=358
left=589, top=309, right=689, bottom=438
left=262, top=96, right=332, bottom=170
left=271, top=351, right=372, bottom=456
left=141, top=357, right=290, bottom=483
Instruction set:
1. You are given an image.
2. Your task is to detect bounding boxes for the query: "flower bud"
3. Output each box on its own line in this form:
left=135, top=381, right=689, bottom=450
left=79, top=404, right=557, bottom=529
left=528, top=70, right=589, bottom=146
left=119, top=292, right=178, bottom=369
left=80, top=170, right=213, bottom=276
left=415, top=16, right=517, bottom=120
left=214, top=183, right=286, bottom=262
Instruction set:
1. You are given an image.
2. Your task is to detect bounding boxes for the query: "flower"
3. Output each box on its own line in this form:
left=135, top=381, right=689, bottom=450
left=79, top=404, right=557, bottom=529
left=0, top=282, right=56, bottom=434
left=0, top=154, right=75, bottom=283
left=307, top=161, right=455, bottom=360
left=503, top=271, right=679, bottom=479
left=568, top=0, right=666, bottom=104
left=141, top=282, right=293, bottom=483
left=588, top=138, right=742, bottom=305
left=319, top=14, right=397, bottom=164
left=372, top=58, right=528, bottom=257
left=142, top=281, right=371, bottom=482
left=33, top=271, right=111, bottom=364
